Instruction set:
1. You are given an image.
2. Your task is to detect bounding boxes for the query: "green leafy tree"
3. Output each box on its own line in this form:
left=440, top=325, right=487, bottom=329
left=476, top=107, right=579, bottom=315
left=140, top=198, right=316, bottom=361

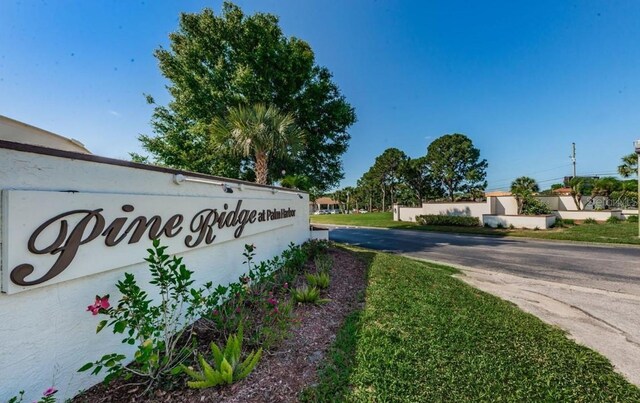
left=401, top=156, right=439, bottom=205
left=618, top=153, right=638, bottom=178
left=510, top=176, right=539, bottom=215
left=426, top=134, right=488, bottom=201
left=568, top=177, right=595, bottom=210
left=211, top=103, right=304, bottom=185
left=135, top=2, right=356, bottom=191
left=362, top=148, right=409, bottom=212
left=357, top=171, right=379, bottom=212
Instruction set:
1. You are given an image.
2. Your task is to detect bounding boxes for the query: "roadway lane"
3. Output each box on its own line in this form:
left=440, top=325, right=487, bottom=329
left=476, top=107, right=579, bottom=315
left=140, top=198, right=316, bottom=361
left=326, top=226, right=640, bottom=385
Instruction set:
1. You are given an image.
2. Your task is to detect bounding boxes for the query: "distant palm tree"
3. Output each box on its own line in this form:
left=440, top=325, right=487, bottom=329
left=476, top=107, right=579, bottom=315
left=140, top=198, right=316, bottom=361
left=618, top=153, right=638, bottom=178
left=510, top=176, right=539, bottom=214
left=212, top=104, right=304, bottom=185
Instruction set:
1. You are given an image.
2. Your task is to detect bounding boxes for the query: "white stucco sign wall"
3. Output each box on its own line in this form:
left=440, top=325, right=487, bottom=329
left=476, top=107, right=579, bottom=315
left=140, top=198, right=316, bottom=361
left=0, top=142, right=310, bottom=401
left=2, top=190, right=299, bottom=294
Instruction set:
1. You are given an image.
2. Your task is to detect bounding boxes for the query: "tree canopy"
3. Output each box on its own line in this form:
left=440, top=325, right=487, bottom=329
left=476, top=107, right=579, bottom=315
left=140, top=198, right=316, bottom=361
left=426, top=134, right=488, bottom=201
left=510, top=176, right=539, bottom=215
left=359, top=148, right=408, bottom=211
left=210, top=103, right=304, bottom=185
left=618, top=153, right=638, bottom=178
left=134, top=2, right=356, bottom=191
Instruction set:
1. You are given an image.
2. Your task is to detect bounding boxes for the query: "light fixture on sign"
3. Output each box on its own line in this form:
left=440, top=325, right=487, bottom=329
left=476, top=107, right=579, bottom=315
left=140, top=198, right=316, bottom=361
left=222, top=184, right=234, bottom=194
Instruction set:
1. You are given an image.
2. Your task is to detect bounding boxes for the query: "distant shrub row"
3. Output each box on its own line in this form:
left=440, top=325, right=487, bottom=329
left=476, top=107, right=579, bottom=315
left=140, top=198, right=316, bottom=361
left=415, top=214, right=480, bottom=227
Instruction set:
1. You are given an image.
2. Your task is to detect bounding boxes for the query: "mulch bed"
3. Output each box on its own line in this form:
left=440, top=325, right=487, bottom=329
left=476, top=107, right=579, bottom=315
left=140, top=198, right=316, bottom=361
left=74, top=247, right=366, bottom=402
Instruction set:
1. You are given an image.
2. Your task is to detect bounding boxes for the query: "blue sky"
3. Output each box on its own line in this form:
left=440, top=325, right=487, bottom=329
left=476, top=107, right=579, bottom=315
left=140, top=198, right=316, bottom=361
left=2, top=1, right=640, bottom=191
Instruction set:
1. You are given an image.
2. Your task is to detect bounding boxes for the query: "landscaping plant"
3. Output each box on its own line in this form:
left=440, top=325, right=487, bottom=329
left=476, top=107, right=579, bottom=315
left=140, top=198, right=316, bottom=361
left=181, top=326, right=262, bottom=389
left=584, top=218, right=598, bottom=224
left=79, top=240, right=218, bottom=389
left=416, top=214, right=480, bottom=227
left=292, top=285, right=329, bottom=304
left=306, top=272, right=330, bottom=289
left=9, top=388, right=57, bottom=403
left=314, top=254, right=333, bottom=273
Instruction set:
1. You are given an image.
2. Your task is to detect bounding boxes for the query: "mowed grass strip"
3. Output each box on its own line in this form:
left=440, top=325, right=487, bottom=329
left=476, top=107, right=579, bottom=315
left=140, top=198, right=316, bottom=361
left=311, top=212, right=640, bottom=245
left=303, top=250, right=640, bottom=402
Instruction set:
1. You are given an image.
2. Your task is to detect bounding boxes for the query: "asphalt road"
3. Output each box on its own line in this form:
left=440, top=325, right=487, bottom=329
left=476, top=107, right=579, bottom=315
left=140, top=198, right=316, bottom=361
left=325, top=226, right=640, bottom=386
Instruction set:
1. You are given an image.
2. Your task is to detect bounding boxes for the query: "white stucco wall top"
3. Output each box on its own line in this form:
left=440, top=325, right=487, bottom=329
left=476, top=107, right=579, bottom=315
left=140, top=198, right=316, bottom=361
left=0, top=115, right=91, bottom=154
left=0, top=139, right=308, bottom=196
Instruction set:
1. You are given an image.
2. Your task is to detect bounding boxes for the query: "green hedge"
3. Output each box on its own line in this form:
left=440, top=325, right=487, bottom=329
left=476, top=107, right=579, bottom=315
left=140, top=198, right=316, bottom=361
left=416, top=214, right=480, bottom=227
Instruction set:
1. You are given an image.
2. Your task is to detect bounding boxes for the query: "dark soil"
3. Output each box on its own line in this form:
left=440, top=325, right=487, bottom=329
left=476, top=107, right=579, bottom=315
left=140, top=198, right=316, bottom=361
left=73, top=247, right=366, bottom=403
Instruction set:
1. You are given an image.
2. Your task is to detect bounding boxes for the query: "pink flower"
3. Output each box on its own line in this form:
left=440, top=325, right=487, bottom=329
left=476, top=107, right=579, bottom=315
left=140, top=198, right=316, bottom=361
left=212, top=309, right=219, bottom=316
left=43, top=387, right=57, bottom=397
left=86, top=295, right=110, bottom=315
left=267, top=298, right=277, bottom=306
left=283, top=282, right=289, bottom=289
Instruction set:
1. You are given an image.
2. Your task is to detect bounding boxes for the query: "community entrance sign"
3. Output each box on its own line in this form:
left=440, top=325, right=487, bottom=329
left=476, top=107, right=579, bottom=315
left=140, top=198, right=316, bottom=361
left=1, top=190, right=297, bottom=294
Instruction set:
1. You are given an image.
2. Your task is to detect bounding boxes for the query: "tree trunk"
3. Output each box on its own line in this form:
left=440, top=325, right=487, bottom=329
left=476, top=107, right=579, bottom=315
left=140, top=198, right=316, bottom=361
left=255, top=151, right=268, bottom=185
left=381, top=187, right=386, bottom=212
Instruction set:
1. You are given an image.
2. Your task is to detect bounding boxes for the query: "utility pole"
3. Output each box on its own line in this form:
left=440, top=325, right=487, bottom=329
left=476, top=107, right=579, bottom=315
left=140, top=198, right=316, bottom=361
left=634, top=140, right=640, bottom=237
left=570, top=142, right=576, bottom=178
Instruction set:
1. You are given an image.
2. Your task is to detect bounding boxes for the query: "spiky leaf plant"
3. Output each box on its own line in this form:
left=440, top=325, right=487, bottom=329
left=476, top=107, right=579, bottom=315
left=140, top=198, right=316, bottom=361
left=181, top=326, right=262, bottom=389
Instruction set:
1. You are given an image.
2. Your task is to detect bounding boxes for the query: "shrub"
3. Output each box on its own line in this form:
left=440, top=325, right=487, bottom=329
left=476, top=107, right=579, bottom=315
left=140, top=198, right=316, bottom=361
left=314, top=254, right=333, bottom=273
left=415, top=215, right=480, bottom=227
left=584, top=218, right=598, bottom=224
left=606, top=216, right=621, bottom=224
left=205, top=244, right=302, bottom=348
left=521, top=197, right=552, bottom=215
left=79, top=240, right=212, bottom=387
left=627, top=215, right=638, bottom=223
left=563, top=218, right=576, bottom=226
left=302, top=239, right=329, bottom=260
left=181, top=326, right=262, bottom=389
left=306, top=272, right=330, bottom=289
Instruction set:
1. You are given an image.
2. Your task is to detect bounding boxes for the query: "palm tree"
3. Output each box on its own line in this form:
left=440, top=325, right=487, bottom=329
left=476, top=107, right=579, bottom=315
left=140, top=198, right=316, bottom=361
left=212, top=104, right=304, bottom=185
left=618, top=153, right=638, bottom=178
left=510, top=176, right=539, bottom=214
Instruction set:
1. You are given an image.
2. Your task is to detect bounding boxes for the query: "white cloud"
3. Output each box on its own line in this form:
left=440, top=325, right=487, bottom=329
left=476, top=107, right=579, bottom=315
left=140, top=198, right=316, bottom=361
left=108, top=110, right=121, bottom=117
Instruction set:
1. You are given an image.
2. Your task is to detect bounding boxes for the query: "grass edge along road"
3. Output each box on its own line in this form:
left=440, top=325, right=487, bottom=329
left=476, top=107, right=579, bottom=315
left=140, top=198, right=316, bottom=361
left=310, top=212, right=640, bottom=245
left=301, top=248, right=640, bottom=402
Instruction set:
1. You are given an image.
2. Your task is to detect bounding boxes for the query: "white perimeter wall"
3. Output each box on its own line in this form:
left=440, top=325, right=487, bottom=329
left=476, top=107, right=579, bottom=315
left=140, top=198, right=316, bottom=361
left=396, top=206, right=424, bottom=222
left=554, top=210, right=622, bottom=221
left=483, top=214, right=556, bottom=229
left=420, top=201, right=491, bottom=219
left=0, top=146, right=310, bottom=401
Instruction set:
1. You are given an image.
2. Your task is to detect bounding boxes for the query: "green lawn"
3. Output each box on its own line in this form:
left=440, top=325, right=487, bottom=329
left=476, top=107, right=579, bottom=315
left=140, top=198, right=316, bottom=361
left=310, top=212, right=640, bottom=245
left=302, top=250, right=640, bottom=402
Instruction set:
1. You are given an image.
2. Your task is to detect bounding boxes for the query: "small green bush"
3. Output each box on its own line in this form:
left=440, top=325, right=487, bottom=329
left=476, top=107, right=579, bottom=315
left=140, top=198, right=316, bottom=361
left=302, top=239, right=329, bottom=260
left=292, top=285, right=328, bottom=304
left=584, top=218, right=598, bottom=224
left=563, top=218, right=576, bottom=226
left=314, top=254, right=333, bottom=273
left=606, top=216, right=621, bottom=224
left=521, top=197, right=552, bottom=215
left=415, top=215, right=480, bottom=227
left=627, top=215, right=638, bottom=223
left=306, top=272, right=330, bottom=289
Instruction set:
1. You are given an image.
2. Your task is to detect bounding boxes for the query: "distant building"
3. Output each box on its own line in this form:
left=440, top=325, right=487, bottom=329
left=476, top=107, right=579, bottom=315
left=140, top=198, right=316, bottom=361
left=312, top=197, right=341, bottom=213
left=0, top=115, right=91, bottom=154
